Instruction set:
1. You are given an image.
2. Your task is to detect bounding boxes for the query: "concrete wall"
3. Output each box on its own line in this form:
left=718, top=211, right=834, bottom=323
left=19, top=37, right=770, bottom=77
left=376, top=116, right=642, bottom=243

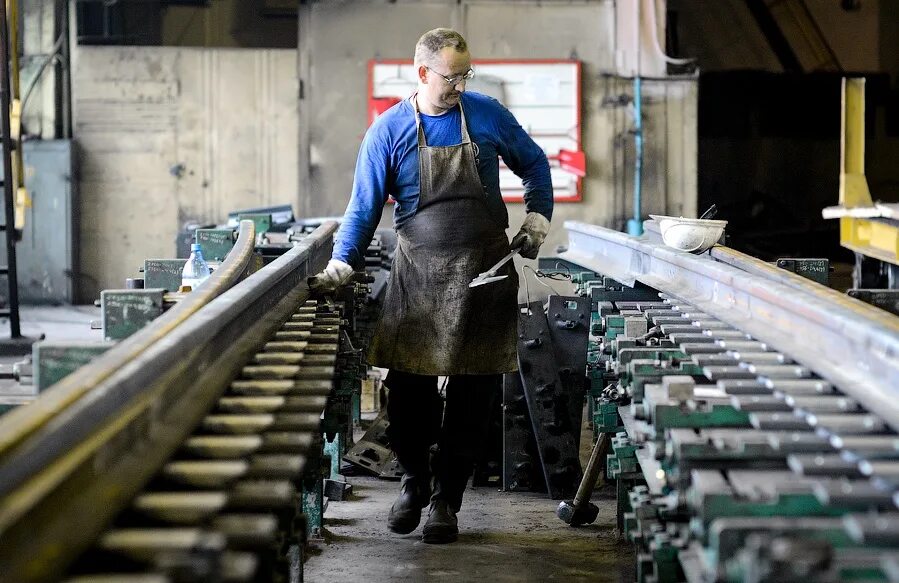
left=297, top=0, right=697, bottom=256
left=72, top=46, right=299, bottom=300
left=21, top=0, right=59, bottom=139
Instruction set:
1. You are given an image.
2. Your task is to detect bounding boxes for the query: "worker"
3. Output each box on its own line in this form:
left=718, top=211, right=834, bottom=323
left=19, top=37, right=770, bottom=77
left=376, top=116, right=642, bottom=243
left=310, top=28, right=553, bottom=544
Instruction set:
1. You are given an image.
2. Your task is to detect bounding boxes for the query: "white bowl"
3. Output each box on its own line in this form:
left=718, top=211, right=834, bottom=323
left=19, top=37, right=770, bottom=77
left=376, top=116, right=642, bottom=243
left=649, top=214, right=728, bottom=253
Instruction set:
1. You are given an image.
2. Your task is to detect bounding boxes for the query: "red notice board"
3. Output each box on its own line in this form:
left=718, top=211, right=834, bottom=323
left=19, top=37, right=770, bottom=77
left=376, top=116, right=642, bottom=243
left=369, top=59, right=583, bottom=203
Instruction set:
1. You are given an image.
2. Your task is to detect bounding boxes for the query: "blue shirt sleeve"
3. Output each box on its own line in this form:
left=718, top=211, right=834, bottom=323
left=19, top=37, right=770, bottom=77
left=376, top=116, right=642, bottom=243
left=491, top=101, right=554, bottom=221
left=332, top=94, right=554, bottom=266
left=332, top=121, right=391, bottom=267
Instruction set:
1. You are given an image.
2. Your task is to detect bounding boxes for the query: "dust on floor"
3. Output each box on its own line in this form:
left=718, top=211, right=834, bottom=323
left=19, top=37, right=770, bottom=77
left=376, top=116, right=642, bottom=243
left=304, top=475, right=635, bottom=583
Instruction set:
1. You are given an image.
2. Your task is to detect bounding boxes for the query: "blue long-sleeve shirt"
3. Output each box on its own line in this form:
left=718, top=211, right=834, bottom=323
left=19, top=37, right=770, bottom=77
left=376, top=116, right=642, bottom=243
left=333, top=91, right=554, bottom=267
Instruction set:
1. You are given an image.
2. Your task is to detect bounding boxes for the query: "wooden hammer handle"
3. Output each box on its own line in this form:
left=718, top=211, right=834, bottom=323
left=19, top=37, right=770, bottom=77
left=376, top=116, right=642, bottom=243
left=572, top=433, right=610, bottom=508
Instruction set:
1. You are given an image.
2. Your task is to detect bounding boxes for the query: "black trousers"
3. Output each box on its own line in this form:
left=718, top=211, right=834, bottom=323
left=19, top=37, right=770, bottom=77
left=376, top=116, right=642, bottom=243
left=384, top=370, right=500, bottom=511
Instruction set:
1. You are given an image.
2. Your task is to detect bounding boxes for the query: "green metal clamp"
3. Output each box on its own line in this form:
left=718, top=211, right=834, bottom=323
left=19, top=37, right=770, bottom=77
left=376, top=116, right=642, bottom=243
left=237, top=213, right=273, bottom=235
left=608, top=432, right=640, bottom=478
left=594, top=400, right=623, bottom=434
left=196, top=228, right=237, bottom=262
left=301, top=435, right=327, bottom=540
left=101, top=288, right=166, bottom=341
left=33, top=341, right=116, bottom=391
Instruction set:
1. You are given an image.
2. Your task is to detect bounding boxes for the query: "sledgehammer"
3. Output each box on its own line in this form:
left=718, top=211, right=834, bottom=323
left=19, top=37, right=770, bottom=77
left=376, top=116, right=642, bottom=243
left=556, top=433, right=610, bottom=526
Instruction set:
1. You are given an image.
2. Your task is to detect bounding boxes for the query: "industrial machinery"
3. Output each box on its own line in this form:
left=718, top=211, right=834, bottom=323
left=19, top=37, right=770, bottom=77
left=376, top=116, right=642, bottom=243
left=548, top=219, right=899, bottom=582
left=0, top=205, right=897, bottom=581
left=0, top=218, right=388, bottom=582
left=823, top=78, right=899, bottom=314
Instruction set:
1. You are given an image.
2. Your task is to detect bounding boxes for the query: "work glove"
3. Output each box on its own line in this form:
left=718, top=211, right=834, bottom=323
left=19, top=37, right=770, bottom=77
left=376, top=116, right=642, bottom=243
left=309, top=259, right=355, bottom=294
left=510, top=212, right=550, bottom=259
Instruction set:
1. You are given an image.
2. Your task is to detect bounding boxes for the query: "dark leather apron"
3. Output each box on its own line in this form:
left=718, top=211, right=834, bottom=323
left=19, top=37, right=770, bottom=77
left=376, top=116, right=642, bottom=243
left=368, top=95, right=519, bottom=375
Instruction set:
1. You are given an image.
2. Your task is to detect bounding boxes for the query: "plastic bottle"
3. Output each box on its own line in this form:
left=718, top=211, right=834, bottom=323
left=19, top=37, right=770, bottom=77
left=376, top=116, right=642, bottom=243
left=182, top=243, right=211, bottom=291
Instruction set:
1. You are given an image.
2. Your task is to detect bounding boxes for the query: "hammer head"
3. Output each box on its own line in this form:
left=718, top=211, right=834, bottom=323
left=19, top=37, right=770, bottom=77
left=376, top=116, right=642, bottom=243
left=556, top=500, right=599, bottom=526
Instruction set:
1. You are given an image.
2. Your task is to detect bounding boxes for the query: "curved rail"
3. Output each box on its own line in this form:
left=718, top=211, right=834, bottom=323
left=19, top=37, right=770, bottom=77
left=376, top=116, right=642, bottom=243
left=0, top=221, right=336, bottom=583
left=0, top=220, right=257, bottom=464
left=561, top=221, right=899, bottom=432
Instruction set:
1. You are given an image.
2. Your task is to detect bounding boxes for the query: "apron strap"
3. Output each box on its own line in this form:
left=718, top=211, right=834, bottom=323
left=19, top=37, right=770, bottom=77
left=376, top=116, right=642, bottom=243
left=411, top=92, right=472, bottom=147
left=458, top=101, right=472, bottom=145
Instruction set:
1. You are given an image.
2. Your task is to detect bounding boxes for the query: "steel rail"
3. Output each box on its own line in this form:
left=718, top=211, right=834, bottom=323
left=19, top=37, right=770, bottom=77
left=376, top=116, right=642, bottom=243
left=561, top=221, right=899, bottom=432
left=0, top=220, right=257, bottom=464
left=0, top=221, right=336, bottom=583
left=710, top=245, right=899, bottom=333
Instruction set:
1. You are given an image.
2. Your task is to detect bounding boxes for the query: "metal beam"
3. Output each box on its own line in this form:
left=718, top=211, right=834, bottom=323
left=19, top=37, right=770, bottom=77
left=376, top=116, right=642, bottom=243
left=744, top=0, right=803, bottom=73
left=0, top=220, right=258, bottom=464
left=0, top=221, right=336, bottom=582
left=561, top=221, right=899, bottom=432
left=840, top=77, right=873, bottom=208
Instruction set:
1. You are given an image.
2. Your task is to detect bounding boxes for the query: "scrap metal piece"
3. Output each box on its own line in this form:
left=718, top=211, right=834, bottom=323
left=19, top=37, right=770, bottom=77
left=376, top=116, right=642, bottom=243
left=342, top=409, right=400, bottom=478
left=211, top=514, right=278, bottom=547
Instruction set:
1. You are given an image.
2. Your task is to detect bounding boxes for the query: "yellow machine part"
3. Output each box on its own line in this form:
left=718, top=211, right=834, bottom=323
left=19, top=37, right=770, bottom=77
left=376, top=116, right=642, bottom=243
left=840, top=217, right=899, bottom=266
left=837, top=77, right=899, bottom=266
left=7, top=0, right=29, bottom=231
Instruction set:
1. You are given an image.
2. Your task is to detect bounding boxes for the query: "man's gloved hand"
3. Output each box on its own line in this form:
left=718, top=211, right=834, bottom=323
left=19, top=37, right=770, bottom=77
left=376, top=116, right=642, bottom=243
left=510, top=212, right=550, bottom=259
left=309, top=259, right=355, bottom=294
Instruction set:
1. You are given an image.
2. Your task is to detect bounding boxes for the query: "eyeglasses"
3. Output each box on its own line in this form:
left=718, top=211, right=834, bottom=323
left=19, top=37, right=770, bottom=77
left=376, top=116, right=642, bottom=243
left=426, top=66, right=475, bottom=86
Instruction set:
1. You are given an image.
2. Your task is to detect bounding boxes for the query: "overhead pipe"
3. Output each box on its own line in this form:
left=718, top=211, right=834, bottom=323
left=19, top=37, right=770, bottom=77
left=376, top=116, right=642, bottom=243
left=626, top=75, right=643, bottom=236
left=624, top=0, right=695, bottom=237
left=626, top=0, right=644, bottom=236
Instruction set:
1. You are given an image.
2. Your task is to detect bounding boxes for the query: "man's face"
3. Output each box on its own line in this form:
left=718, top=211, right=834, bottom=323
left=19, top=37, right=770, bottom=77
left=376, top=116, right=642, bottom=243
left=419, top=47, right=472, bottom=113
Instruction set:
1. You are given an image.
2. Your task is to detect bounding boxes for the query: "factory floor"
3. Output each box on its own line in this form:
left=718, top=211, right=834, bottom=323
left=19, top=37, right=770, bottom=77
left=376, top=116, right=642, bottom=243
left=0, top=305, right=101, bottom=397
left=304, top=475, right=634, bottom=583
left=305, top=413, right=635, bottom=583
left=0, top=304, right=101, bottom=346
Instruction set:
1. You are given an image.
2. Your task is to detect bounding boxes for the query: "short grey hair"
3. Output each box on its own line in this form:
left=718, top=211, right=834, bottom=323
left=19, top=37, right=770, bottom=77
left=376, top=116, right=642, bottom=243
left=414, top=28, right=468, bottom=67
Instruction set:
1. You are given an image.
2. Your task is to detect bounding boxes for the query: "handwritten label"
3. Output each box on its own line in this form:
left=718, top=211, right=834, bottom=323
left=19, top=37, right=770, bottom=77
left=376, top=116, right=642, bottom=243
left=102, top=290, right=165, bottom=340
left=198, top=230, right=233, bottom=245
left=145, top=259, right=184, bottom=291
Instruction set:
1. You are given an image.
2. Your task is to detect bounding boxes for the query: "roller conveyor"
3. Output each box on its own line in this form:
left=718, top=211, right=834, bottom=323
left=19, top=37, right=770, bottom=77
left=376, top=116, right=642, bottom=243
left=0, top=221, right=367, bottom=583
left=556, top=221, right=899, bottom=582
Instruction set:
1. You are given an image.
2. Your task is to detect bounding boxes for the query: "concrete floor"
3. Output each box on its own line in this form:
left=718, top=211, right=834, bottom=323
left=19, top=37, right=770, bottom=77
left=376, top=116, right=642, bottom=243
left=0, top=305, right=101, bottom=399
left=0, top=304, right=101, bottom=344
left=305, top=476, right=634, bottom=583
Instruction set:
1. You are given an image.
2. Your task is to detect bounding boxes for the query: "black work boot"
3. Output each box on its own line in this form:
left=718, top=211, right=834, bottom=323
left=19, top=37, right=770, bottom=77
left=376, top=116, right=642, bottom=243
left=422, top=499, right=458, bottom=544
left=387, top=474, right=430, bottom=534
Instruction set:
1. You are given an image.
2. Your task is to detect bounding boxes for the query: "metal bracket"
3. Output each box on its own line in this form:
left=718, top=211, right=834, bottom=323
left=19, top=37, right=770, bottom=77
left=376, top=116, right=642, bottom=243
left=517, top=300, right=583, bottom=499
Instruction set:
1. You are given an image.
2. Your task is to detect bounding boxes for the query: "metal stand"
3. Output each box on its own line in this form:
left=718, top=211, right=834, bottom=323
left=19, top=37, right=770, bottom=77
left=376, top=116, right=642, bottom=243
left=0, top=3, right=30, bottom=355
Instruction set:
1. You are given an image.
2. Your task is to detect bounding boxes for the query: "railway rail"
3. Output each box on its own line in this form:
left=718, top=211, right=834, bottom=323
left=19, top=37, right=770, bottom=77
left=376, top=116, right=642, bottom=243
left=0, top=221, right=338, bottom=583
